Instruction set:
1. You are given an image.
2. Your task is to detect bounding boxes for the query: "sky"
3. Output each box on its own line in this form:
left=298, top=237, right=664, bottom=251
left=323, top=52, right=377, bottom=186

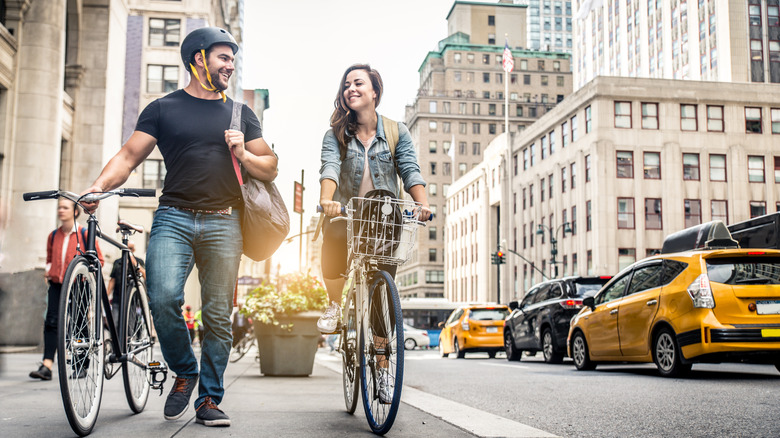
left=241, top=0, right=473, bottom=273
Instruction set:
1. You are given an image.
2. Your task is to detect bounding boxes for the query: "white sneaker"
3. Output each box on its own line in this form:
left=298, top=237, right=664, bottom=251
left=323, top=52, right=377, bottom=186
left=378, top=368, right=394, bottom=404
left=317, top=301, right=342, bottom=334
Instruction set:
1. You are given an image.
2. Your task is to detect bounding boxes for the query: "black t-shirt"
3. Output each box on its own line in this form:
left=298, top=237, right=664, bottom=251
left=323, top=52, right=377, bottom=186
left=135, top=90, right=263, bottom=210
left=109, top=257, right=146, bottom=303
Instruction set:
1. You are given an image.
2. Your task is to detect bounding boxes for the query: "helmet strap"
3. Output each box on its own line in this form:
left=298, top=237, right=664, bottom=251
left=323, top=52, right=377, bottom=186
left=189, top=49, right=226, bottom=102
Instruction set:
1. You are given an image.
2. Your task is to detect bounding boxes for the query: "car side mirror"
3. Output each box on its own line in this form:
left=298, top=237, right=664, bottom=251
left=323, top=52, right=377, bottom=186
left=508, top=301, right=519, bottom=311
left=437, top=321, right=445, bottom=328
left=583, top=296, right=595, bottom=310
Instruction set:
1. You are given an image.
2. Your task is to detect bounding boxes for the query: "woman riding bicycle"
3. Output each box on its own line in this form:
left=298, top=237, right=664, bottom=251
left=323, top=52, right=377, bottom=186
left=317, top=64, right=431, bottom=334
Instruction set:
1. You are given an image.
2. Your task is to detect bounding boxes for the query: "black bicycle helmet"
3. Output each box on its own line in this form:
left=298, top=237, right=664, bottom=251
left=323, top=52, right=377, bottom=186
left=180, top=27, right=238, bottom=68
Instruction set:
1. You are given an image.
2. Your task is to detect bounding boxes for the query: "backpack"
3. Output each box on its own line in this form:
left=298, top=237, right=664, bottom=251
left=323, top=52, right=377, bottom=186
left=49, top=227, right=88, bottom=250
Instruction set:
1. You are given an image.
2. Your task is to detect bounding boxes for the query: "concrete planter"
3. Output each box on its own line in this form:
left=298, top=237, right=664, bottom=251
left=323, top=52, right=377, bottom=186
left=253, top=311, right=320, bottom=376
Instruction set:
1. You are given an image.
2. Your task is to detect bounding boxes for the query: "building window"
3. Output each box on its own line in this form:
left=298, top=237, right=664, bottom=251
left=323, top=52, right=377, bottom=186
left=750, top=201, right=767, bottom=218
left=585, top=155, right=591, bottom=182
left=443, top=162, right=451, bottom=176
left=429, top=141, right=437, bottom=153
left=586, top=200, right=592, bottom=231
left=685, top=199, right=702, bottom=227
left=618, top=248, right=636, bottom=272
left=770, top=5, right=780, bottom=27
left=712, top=200, right=728, bottom=224
left=709, top=154, right=727, bottom=181
left=588, top=250, right=594, bottom=275
left=585, top=106, right=592, bottom=133
left=643, top=152, right=661, bottom=179
left=147, top=65, right=178, bottom=93
left=541, top=75, right=549, bottom=86
left=707, top=105, right=724, bottom=132
left=548, top=175, right=554, bottom=200
left=517, top=105, right=524, bottom=117
left=489, top=124, right=497, bottom=134
left=488, top=15, right=495, bottom=25
left=772, top=108, right=780, bottom=134
left=641, top=103, right=659, bottom=129
left=524, top=74, right=531, bottom=85
left=571, top=115, right=578, bottom=140
left=489, top=104, right=496, bottom=116
left=561, top=167, right=567, bottom=193
left=573, top=253, right=578, bottom=275
left=472, top=123, right=480, bottom=134
left=775, top=157, right=780, bottom=182
left=571, top=205, right=577, bottom=235
left=454, top=53, right=462, bottom=63
left=143, top=159, right=166, bottom=189
left=458, top=163, right=467, bottom=176
left=680, top=104, right=698, bottom=131
left=430, top=162, right=437, bottom=176
left=683, top=153, right=700, bottom=180
left=483, top=54, right=490, bottom=65
left=467, top=53, right=474, bottom=63
left=429, top=249, right=437, bottom=262
left=645, top=198, right=662, bottom=229
left=530, top=184, right=534, bottom=206
left=751, top=39, right=763, bottom=61
left=571, top=162, right=576, bottom=189
left=561, top=121, right=569, bottom=147
left=472, top=142, right=481, bottom=155
left=523, top=148, right=529, bottom=170
left=429, top=226, right=437, bottom=240
left=748, top=155, right=765, bottom=182
left=429, top=183, right=437, bottom=196
left=483, top=72, right=490, bottom=83
left=746, top=107, right=763, bottom=133
left=149, top=18, right=181, bottom=47
left=459, top=141, right=466, bottom=154
left=618, top=198, right=635, bottom=229
left=614, top=101, right=632, bottom=128
left=429, top=121, right=437, bottom=132
left=617, top=151, right=634, bottom=178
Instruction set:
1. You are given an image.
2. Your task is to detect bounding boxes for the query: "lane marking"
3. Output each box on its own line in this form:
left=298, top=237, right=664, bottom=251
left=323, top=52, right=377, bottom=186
left=480, top=362, right=529, bottom=369
left=315, top=354, right=558, bottom=438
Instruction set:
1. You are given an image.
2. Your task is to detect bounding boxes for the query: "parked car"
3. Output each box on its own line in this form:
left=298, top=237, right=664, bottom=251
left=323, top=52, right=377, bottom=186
left=568, top=222, right=780, bottom=377
left=439, top=304, right=510, bottom=358
left=504, top=276, right=612, bottom=363
left=403, top=323, right=430, bottom=350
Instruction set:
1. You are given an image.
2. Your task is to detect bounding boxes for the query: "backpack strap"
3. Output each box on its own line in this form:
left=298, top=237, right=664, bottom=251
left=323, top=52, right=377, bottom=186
left=49, top=229, right=57, bottom=248
left=381, top=116, right=401, bottom=197
left=229, top=100, right=244, bottom=186
left=381, top=115, right=399, bottom=157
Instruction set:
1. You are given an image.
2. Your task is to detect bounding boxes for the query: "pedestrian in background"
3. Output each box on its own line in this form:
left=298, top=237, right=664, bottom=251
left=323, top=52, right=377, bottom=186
left=183, top=305, right=196, bottom=343
left=107, top=241, right=145, bottom=327
left=30, top=198, right=103, bottom=381
left=80, top=27, right=277, bottom=427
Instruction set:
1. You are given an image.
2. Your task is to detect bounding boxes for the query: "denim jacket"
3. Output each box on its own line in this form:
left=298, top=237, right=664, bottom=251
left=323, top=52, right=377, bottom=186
left=319, top=113, right=426, bottom=205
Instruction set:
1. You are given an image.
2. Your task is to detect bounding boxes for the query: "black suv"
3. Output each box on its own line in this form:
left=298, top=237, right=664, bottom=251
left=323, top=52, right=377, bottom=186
left=504, top=276, right=611, bottom=363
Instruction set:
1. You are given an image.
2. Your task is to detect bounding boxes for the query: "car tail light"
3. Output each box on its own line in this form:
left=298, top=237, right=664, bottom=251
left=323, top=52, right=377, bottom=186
left=422, top=332, right=429, bottom=337
left=560, top=299, right=583, bottom=309
left=461, top=320, right=470, bottom=331
left=687, top=274, right=715, bottom=308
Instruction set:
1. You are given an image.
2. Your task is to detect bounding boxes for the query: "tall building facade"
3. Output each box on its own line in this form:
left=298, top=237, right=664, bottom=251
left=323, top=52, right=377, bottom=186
left=572, top=0, right=780, bottom=89
left=527, top=0, right=575, bottom=52
left=399, top=0, right=572, bottom=299
left=506, top=76, right=780, bottom=300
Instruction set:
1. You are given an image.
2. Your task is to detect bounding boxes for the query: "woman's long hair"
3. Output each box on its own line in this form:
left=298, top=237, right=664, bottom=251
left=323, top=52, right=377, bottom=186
left=330, top=64, right=383, bottom=159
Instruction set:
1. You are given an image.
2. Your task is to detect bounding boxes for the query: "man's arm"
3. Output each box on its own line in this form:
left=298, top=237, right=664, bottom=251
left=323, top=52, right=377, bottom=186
left=84, top=131, right=158, bottom=195
left=225, top=130, right=278, bottom=182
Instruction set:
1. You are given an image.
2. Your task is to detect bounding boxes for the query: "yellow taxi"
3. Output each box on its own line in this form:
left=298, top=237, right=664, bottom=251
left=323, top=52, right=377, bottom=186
left=567, top=222, right=780, bottom=377
left=439, top=304, right=509, bottom=359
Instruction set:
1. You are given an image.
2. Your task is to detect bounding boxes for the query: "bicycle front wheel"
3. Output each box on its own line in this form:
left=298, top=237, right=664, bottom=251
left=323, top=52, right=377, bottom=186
left=360, top=270, right=404, bottom=435
left=58, top=256, right=105, bottom=437
left=230, top=334, right=254, bottom=363
left=122, top=279, right=153, bottom=413
left=342, top=289, right=359, bottom=414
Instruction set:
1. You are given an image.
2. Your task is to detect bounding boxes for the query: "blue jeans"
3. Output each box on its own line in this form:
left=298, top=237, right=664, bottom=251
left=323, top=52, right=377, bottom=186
left=146, top=206, right=242, bottom=408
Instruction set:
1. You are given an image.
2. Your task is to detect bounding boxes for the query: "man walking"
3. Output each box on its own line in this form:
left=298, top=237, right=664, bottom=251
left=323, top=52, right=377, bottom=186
left=83, top=27, right=277, bottom=427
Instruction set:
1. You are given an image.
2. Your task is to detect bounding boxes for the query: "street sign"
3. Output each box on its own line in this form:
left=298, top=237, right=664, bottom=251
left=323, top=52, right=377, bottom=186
left=293, top=181, right=304, bottom=214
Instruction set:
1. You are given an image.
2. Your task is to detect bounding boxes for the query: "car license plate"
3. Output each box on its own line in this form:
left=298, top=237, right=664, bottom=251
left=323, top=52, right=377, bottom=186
left=486, top=327, right=498, bottom=333
left=756, top=300, right=780, bottom=315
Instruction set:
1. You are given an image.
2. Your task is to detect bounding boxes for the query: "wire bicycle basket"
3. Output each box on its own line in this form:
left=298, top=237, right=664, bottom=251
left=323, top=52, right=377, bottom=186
left=345, top=195, right=422, bottom=266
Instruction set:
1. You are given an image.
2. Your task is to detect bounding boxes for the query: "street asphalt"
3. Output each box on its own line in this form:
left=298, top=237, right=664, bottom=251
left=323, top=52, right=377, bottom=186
left=0, top=346, right=477, bottom=438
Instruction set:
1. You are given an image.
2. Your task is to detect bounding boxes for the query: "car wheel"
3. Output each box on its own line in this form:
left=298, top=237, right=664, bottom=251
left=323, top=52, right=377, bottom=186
left=404, top=338, right=417, bottom=351
left=439, top=342, right=448, bottom=358
left=454, top=338, right=465, bottom=359
left=504, top=331, right=522, bottom=362
left=653, top=327, right=692, bottom=378
left=542, top=329, right=564, bottom=364
left=571, top=331, right=596, bottom=371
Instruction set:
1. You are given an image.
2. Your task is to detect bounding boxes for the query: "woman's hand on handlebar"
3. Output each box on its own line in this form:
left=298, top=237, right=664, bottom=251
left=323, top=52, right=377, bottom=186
left=320, top=199, right=343, bottom=217
left=417, top=205, right=433, bottom=222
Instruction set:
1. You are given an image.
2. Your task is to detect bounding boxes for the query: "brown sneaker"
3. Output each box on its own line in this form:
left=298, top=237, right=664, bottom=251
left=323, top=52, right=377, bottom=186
left=195, top=396, right=230, bottom=427
left=163, top=375, right=198, bottom=420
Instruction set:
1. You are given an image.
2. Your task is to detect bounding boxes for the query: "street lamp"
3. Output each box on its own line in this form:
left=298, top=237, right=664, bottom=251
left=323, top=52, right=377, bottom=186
left=536, top=221, right=572, bottom=278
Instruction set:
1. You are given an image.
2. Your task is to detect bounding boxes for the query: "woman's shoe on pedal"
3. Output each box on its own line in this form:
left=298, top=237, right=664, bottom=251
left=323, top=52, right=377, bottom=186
left=378, top=368, right=394, bottom=404
left=317, top=301, right=342, bottom=334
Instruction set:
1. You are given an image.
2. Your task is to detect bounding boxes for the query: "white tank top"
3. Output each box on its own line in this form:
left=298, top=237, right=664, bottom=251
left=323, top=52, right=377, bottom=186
left=358, top=135, right=376, bottom=197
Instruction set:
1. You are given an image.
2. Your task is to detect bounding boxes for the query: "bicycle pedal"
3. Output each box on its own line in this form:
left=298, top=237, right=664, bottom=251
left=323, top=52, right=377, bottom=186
left=147, top=361, right=168, bottom=395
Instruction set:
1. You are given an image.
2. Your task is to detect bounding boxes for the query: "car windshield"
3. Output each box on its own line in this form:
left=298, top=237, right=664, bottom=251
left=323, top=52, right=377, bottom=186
left=707, top=257, right=780, bottom=285
left=469, top=308, right=509, bottom=321
left=574, top=279, right=611, bottom=298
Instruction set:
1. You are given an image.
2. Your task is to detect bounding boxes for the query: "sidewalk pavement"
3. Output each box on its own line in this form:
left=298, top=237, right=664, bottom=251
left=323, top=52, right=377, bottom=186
left=0, top=346, right=474, bottom=438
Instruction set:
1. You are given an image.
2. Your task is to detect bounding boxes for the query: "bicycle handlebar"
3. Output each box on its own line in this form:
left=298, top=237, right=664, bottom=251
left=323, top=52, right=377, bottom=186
left=22, top=190, right=59, bottom=201
left=23, top=188, right=156, bottom=204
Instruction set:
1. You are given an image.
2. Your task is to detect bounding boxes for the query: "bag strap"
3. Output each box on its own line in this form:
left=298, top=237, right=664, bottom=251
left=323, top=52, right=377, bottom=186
left=381, top=115, right=398, bottom=157
left=229, top=100, right=244, bottom=186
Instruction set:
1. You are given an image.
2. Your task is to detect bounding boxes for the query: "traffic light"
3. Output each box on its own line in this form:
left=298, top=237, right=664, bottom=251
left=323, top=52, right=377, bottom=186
left=497, top=251, right=505, bottom=264
left=491, top=252, right=499, bottom=265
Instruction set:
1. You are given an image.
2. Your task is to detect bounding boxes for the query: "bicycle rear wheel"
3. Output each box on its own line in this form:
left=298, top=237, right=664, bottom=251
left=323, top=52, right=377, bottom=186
left=58, top=256, right=105, bottom=437
left=341, top=289, right=359, bottom=414
left=230, top=333, right=254, bottom=363
left=360, top=270, right=404, bottom=435
left=122, top=279, right=153, bottom=413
